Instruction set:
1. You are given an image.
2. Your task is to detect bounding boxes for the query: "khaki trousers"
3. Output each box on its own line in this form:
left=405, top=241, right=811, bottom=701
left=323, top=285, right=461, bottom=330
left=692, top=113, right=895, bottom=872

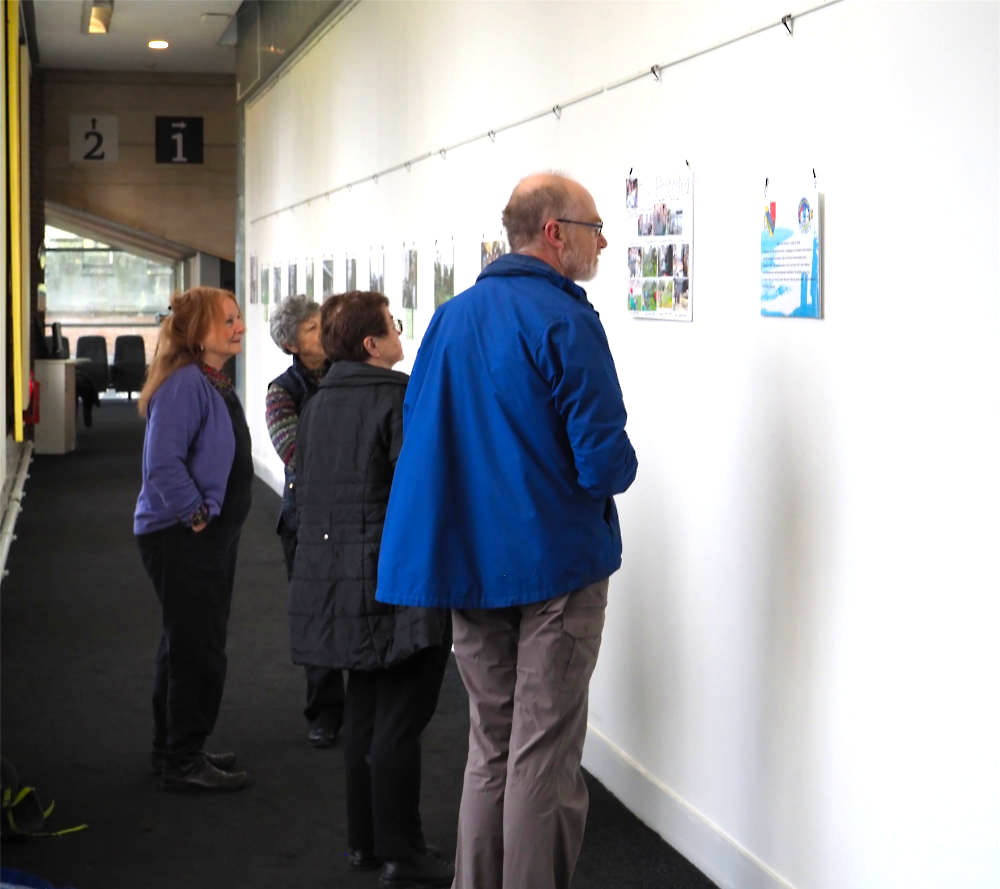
left=451, top=578, right=609, bottom=889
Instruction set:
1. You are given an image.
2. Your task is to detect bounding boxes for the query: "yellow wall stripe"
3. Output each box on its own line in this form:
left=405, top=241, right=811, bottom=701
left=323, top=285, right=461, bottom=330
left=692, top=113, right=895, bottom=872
left=5, top=0, right=24, bottom=441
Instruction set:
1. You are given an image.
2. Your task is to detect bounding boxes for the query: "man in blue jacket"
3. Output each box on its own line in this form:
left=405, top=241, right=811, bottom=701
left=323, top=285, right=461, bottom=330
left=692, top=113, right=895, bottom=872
left=377, top=172, right=638, bottom=889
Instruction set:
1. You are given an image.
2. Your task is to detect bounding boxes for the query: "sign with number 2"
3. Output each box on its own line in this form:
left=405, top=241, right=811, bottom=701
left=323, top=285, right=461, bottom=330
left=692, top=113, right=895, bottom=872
left=69, top=114, right=119, bottom=164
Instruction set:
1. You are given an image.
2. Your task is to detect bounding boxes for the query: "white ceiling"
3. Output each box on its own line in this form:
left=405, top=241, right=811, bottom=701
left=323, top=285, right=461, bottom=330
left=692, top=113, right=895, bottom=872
left=31, top=0, right=241, bottom=74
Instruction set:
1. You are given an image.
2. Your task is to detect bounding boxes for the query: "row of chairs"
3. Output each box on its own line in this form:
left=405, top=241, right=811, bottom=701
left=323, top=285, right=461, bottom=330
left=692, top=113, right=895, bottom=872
left=76, top=334, right=147, bottom=399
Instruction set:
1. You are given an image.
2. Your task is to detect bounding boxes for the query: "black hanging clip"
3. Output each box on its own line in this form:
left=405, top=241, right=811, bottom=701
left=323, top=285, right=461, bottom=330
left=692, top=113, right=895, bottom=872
left=650, top=65, right=662, bottom=81
left=552, top=105, right=562, bottom=120
left=782, top=14, right=793, bottom=35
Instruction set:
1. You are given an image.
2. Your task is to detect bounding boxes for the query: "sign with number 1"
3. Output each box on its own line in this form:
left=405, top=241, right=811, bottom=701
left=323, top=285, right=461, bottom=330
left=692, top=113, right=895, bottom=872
left=155, top=117, right=204, bottom=164
left=69, top=115, right=119, bottom=163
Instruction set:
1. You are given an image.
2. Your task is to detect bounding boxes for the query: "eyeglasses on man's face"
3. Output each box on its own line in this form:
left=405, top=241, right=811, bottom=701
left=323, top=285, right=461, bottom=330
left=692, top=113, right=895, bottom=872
left=555, top=218, right=604, bottom=236
left=392, top=316, right=403, bottom=334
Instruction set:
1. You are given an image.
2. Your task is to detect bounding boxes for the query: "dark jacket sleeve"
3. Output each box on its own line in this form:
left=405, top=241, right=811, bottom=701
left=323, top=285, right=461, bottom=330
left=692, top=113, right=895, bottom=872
left=535, top=310, right=638, bottom=499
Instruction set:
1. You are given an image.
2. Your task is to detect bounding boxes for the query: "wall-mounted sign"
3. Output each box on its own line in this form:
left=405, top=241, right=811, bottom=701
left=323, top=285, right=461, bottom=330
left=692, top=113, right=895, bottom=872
left=155, top=116, right=204, bottom=164
left=69, top=114, right=119, bottom=163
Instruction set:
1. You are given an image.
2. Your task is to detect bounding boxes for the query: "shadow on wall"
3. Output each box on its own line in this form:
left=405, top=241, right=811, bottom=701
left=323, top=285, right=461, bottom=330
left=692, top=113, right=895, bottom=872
left=738, top=351, right=838, bottom=879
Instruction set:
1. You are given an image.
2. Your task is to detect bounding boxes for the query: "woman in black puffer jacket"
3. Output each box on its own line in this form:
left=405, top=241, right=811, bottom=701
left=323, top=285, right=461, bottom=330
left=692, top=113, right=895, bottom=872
left=289, top=290, right=453, bottom=889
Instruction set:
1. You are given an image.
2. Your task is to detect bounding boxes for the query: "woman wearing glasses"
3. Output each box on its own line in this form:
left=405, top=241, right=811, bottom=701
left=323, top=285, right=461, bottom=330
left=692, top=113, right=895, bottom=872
left=266, top=294, right=345, bottom=749
left=289, top=291, right=453, bottom=888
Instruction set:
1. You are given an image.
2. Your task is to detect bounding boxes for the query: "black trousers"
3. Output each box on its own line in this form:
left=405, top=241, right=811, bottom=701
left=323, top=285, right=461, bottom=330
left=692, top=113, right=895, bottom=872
left=137, top=522, right=241, bottom=761
left=280, top=528, right=346, bottom=730
left=344, top=645, right=449, bottom=859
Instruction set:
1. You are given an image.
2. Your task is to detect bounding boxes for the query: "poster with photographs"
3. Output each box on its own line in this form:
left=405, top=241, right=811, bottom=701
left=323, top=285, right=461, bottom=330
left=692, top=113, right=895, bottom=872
left=322, top=256, right=334, bottom=298
left=481, top=236, right=507, bottom=270
left=288, top=262, right=298, bottom=299
left=249, top=256, right=258, bottom=305
left=434, top=238, right=455, bottom=308
left=402, top=243, right=418, bottom=339
left=345, top=257, right=357, bottom=292
left=369, top=246, right=385, bottom=294
left=626, top=167, right=693, bottom=322
left=761, top=176, right=821, bottom=318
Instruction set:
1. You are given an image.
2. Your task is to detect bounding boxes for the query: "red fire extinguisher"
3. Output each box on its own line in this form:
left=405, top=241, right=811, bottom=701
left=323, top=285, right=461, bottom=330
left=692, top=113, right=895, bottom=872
left=23, top=371, right=40, bottom=426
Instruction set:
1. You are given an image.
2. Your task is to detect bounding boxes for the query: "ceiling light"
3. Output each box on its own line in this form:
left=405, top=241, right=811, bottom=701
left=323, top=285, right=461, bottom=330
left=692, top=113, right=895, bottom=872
left=148, top=40, right=169, bottom=50
left=82, top=0, right=113, bottom=35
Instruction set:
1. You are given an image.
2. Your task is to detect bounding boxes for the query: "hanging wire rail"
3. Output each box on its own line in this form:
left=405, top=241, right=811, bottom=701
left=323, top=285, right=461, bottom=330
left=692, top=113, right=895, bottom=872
left=250, top=0, right=844, bottom=225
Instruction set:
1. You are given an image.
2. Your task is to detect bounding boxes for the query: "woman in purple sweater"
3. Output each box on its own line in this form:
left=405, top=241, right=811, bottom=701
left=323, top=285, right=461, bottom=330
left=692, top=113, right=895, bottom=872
left=134, top=287, right=253, bottom=792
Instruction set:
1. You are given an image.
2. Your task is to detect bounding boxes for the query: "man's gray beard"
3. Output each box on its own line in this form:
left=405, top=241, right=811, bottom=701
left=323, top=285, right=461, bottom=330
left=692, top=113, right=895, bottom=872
left=564, top=243, right=598, bottom=282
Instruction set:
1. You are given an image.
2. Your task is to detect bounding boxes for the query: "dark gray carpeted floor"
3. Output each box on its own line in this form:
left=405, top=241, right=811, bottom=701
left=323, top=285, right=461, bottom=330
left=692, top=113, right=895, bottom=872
left=1, top=397, right=717, bottom=889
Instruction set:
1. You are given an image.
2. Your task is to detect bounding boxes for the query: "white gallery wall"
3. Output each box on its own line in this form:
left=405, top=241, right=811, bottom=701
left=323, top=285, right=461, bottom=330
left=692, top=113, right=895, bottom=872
left=242, top=3, right=1000, bottom=888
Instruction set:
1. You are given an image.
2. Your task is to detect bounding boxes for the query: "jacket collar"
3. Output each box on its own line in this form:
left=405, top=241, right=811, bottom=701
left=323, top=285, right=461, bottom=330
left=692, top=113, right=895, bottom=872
left=292, top=354, right=327, bottom=385
left=320, top=360, right=408, bottom=389
left=477, top=253, right=590, bottom=304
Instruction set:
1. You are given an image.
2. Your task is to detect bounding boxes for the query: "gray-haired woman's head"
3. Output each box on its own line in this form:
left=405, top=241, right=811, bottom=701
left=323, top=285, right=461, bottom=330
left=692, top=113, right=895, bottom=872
left=269, top=294, right=320, bottom=354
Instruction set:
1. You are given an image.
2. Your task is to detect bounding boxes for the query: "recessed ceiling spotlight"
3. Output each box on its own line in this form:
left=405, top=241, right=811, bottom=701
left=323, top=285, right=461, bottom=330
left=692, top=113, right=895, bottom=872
left=148, top=39, right=169, bottom=50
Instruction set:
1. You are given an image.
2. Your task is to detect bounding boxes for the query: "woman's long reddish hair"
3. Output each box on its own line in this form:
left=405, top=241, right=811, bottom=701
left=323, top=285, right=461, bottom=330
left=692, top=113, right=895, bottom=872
left=138, top=287, right=232, bottom=417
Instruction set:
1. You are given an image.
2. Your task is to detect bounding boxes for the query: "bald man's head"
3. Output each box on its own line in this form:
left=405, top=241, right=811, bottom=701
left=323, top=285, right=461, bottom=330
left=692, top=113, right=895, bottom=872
left=502, top=173, right=579, bottom=251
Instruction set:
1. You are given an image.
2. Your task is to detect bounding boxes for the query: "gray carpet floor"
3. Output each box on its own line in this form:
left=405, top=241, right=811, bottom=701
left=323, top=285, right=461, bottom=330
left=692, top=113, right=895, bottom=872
left=1, top=397, right=718, bottom=889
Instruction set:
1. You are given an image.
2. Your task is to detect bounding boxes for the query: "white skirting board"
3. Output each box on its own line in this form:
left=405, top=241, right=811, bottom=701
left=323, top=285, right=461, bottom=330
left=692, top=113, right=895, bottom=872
left=1, top=442, right=34, bottom=584
left=582, top=725, right=797, bottom=889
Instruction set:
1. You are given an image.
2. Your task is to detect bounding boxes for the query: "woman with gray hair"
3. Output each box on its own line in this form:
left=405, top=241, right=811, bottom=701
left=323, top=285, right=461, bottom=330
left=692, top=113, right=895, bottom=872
left=265, top=293, right=345, bottom=748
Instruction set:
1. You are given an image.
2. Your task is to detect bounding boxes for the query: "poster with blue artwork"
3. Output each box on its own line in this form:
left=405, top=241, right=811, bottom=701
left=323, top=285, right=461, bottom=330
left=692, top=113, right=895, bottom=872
left=761, top=177, right=821, bottom=318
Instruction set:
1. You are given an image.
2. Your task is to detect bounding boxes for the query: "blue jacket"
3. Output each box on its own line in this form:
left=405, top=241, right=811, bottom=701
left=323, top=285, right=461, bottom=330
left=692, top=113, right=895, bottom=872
left=376, top=253, right=637, bottom=609
left=133, top=363, right=236, bottom=535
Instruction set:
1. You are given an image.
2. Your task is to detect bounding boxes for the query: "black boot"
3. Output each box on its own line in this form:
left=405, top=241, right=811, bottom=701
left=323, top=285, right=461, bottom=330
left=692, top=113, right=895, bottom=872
left=160, top=755, right=249, bottom=792
left=151, top=749, right=237, bottom=775
left=378, top=850, right=454, bottom=888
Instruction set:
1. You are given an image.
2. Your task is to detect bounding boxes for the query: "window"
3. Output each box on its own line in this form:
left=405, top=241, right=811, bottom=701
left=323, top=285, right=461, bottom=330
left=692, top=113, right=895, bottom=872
left=43, top=225, right=177, bottom=362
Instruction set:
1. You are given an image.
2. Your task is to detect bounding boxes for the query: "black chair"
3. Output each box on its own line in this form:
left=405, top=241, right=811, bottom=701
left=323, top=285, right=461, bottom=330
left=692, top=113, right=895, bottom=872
left=76, top=335, right=109, bottom=392
left=111, top=335, right=147, bottom=398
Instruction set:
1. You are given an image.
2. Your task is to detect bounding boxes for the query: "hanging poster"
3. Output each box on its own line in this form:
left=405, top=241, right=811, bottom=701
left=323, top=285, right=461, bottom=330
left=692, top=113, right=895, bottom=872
left=249, top=256, right=258, bottom=305
left=288, top=262, right=297, bottom=298
left=481, top=236, right=507, bottom=270
left=345, top=256, right=357, bottom=292
left=626, top=167, right=692, bottom=321
left=273, top=266, right=283, bottom=306
left=369, top=246, right=385, bottom=294
left=402, top=243, right=418, bottom=339
left=261, top=264, right=271, bottom=321
left=305, top=257, right=315, bottom=299
left=761, top=176, right=821, bottom=318
left=322, top=256, right=334, bottom=298
left=434, top=238, right=455, bottom=307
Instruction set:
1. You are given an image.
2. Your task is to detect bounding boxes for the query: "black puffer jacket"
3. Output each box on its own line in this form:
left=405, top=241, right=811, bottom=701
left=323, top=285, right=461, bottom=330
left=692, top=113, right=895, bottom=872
left=289, top=361, right=450, bottom=670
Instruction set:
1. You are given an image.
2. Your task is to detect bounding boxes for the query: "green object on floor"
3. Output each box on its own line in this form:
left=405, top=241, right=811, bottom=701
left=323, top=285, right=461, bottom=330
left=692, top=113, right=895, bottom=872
left=1, top=759, right=87, bottom=839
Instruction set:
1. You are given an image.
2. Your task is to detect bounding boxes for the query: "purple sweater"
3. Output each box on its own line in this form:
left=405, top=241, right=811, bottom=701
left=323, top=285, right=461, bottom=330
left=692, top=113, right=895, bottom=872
left=133, top=363, right=236, bottom=535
